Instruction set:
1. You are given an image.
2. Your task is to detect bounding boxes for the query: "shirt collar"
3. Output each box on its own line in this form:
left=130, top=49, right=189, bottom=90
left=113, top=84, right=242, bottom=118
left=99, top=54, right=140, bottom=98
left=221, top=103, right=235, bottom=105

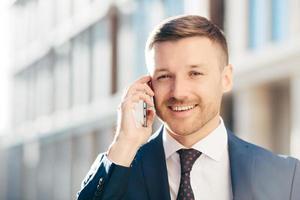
left=163, top=117, right=228, bottom=162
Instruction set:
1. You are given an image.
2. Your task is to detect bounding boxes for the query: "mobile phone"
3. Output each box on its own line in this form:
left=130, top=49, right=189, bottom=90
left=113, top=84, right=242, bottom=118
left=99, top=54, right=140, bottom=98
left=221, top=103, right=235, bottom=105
left=134, top=80, right=152, bottom=127
left=134, top=100, right=147, bottom=127
left=143, top=80, right=153, bottom=127
left=143, top=101, right=147, bottom=127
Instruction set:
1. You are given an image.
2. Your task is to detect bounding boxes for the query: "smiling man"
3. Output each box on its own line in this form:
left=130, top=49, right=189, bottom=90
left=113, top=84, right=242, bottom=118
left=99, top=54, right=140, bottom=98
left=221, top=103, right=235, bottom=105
left=150, top=35, right=231, bottom=148
left=77, top=15, right=300, bottom=200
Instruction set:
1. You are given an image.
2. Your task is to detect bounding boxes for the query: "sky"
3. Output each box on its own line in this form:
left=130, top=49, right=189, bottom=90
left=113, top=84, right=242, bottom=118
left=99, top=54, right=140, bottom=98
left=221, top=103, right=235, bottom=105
left=0, top=1, right=13, bottom=134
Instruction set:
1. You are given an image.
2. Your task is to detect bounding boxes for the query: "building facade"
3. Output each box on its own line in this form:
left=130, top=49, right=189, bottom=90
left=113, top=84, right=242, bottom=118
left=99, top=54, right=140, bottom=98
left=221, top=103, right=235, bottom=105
left=1, top=0, right=300, bottom=199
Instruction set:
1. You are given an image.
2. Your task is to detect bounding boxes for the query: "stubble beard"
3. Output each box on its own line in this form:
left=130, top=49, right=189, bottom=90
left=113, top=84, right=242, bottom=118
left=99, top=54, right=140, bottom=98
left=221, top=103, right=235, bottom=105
left=156, top=100, right=220, bottom=137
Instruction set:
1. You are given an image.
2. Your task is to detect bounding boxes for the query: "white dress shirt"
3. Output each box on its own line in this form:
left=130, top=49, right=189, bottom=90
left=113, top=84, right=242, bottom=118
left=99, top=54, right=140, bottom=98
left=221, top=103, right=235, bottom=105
left=162, top=118, right=233, bottom=200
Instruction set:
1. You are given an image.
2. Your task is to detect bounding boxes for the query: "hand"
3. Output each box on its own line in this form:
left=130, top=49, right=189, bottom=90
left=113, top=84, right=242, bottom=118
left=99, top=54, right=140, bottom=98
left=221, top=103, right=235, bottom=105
left=108, top=75, right=155, bottom=166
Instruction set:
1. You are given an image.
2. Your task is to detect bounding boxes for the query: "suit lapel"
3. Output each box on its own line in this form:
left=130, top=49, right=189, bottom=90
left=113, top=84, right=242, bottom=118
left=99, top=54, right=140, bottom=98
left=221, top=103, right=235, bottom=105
left=139, top=128, right=255, bottom=200
left=228, top=131, right=254, bottom=200
left=141, top=128, right=171, bottom=200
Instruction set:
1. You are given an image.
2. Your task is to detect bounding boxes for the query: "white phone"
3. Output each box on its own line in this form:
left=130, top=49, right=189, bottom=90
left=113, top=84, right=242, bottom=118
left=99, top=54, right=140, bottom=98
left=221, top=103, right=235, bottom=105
left=143, top=101, right=147, bottom=127
left=134, top=80, right=152, bottom=127
left=134, top=100, right=148, bottom=127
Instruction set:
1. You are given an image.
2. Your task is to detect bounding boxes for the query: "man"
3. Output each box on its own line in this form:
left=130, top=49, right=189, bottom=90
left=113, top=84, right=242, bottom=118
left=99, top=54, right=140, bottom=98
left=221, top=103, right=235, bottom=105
left=77, top=15, right=300, bottom=200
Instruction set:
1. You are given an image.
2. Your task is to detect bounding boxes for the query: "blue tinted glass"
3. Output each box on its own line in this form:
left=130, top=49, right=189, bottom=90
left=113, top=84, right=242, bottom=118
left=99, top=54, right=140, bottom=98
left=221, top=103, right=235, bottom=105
left=248, top=0, right=271, bottom=49
left=271, top=0, right=288, bottom=42
left=133, top=0, right=149, bottom=77
left=164, top=0, right=184, bottom=17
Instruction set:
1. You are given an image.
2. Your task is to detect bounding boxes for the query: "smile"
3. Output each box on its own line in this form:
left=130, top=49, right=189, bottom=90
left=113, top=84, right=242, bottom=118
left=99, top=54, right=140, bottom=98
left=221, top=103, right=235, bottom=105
left=169, top=104, right=197, bottom=112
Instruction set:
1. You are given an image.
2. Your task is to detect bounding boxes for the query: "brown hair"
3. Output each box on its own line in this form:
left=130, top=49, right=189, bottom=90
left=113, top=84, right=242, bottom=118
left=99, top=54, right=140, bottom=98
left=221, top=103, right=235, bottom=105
left=145, top=15, right=228, bottom=65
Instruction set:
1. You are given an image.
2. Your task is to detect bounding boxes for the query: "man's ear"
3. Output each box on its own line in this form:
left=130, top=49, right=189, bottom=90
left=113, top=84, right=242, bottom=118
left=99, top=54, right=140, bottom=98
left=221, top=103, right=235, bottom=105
left=222, top=64, right=233, bottom=93
left=147, top=80, right=153, bottom=90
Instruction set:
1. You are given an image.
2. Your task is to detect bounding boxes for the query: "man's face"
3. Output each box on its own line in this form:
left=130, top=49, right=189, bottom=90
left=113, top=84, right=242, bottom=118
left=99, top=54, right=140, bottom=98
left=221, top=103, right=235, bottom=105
left=148, top=36, right=232, bottom=137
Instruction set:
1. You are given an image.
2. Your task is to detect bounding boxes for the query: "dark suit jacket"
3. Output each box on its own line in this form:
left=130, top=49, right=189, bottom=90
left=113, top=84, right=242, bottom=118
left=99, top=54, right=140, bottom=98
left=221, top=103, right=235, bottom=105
left=77, top=128, right=300, bottom=200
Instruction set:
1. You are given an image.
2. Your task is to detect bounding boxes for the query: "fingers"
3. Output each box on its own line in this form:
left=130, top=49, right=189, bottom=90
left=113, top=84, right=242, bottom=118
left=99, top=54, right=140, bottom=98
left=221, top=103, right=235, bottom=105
left=122, top=75, right=154, bottom=98
left=130, top=75, right=154, bottom=95
left=120, top=91, right=154, bottom=112
left=122, top=75, right=154, bottom=101
left=130, top=92, right=154, bottom=107
left=134, top=75, right=151, bottom=84
left=120, top=75, right=155, bottom=115
left=128, top=84, right=154, bottom=98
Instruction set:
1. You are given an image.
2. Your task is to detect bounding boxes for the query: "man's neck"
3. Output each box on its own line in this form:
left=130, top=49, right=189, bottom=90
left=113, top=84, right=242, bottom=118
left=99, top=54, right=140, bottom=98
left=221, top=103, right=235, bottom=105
left=167, top=115, right=221, bottom=148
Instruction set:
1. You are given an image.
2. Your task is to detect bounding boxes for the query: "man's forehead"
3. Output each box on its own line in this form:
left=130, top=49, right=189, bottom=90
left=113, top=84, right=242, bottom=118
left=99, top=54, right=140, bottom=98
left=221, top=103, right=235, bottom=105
left=146, top=42, right=226, bottom=74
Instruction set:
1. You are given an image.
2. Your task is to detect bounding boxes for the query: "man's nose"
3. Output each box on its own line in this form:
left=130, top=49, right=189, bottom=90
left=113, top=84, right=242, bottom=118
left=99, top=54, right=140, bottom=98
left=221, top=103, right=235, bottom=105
left=170, top=78, right=189, bottom=100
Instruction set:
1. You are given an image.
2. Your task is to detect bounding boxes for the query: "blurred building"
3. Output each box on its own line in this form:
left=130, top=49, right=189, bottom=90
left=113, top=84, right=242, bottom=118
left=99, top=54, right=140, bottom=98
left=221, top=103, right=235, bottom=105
left=226, top=0, right=300, bottom=158
left=0, top=0, right=300, bottom=199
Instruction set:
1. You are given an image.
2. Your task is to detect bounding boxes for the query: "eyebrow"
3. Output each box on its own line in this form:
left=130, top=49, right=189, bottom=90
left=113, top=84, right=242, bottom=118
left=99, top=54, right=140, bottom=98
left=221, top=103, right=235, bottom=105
left=154, top=68, right=169, bottom=73
left=188, top=64, right=207, bottom=69
left=154, top=64, right=207, bottom=73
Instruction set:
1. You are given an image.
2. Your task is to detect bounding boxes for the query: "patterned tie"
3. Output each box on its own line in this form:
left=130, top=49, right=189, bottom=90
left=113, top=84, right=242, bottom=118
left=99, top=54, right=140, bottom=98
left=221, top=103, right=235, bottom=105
left=176, top=149, right=202, bottom=200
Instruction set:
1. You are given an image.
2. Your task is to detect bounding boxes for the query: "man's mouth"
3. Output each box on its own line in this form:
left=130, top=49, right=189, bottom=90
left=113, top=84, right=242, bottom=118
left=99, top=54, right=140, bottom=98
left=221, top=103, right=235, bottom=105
left=168, top=104, right=198, bottom=112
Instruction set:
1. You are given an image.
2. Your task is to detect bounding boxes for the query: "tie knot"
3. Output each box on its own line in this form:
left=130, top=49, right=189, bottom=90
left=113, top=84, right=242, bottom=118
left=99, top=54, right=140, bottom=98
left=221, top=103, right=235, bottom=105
left=177, top=149, right=201, bottom=174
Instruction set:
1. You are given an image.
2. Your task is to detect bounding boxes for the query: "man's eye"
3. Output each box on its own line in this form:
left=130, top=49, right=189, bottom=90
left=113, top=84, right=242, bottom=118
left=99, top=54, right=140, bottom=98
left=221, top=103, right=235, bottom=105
left=157, top=75, right=171, bottom=80
left=190, top=71, right=203, bottom=76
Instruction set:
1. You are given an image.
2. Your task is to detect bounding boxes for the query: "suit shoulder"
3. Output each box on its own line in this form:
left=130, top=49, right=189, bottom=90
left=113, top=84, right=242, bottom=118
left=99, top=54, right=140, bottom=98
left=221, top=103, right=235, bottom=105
left=230, top=132, right=299, bottom=170
left=248, top=139, right=297, bottom=166
left=132, top=128, right=164, bottom=165
left=136, top=129, right=162, bottom=153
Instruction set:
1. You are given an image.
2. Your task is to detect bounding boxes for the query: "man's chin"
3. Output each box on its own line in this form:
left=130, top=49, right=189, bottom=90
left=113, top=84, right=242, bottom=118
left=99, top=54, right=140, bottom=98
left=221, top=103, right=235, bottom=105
left=165, top=122, right=198, bottom=137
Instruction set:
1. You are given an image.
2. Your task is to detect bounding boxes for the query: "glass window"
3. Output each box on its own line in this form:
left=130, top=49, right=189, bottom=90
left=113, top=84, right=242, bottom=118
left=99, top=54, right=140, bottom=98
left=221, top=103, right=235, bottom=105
left=36, top=140, right=55, bottom=200
left=163, top=0, right=184, bottom=17
left=35, top=57, right=54, bottom=117
left=23, top=141, right=40, bottom=200
left=53, top=136, right=72, bottom=200
left=71, top=31, right=91, bottom=107
left=71, top=133, right=95, bottom=198
left=91, top=19, right=112, bottom=101
left=6, top=145, right=23, bottom=200
left=248, top=0, right=272, bottom=49
left=28, top=67, right=36, bottom=120
left=54, top=43, right=72, bottom=111
left=117, top=12, right=136, bottom=90
left=13, top=73, right=28, bottom=125
left=271, top=0, right=288, bottom=42
left=131, top=0, right=164, bottom=79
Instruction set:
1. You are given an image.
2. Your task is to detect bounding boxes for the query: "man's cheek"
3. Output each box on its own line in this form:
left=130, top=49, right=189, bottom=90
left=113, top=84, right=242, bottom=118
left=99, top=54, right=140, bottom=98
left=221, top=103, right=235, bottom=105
left=153, top=96, right=158, bottom=111
left=153, top=95, right=166, bottom=112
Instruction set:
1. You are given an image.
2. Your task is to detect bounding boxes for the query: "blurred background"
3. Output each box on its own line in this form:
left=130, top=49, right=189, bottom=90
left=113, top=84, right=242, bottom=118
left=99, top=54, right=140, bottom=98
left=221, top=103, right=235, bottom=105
left=1, top=0, right=300, bottom=199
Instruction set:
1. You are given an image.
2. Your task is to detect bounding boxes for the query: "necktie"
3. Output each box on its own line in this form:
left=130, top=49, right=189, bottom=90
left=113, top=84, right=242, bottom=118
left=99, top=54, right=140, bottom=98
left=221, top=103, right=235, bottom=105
left=176, top=148, right=201, bottom=200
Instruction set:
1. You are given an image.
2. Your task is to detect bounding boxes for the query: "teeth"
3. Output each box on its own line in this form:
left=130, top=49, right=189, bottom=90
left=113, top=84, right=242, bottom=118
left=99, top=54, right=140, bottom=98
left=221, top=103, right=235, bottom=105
left=171, top=105, right=196, bottom=111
